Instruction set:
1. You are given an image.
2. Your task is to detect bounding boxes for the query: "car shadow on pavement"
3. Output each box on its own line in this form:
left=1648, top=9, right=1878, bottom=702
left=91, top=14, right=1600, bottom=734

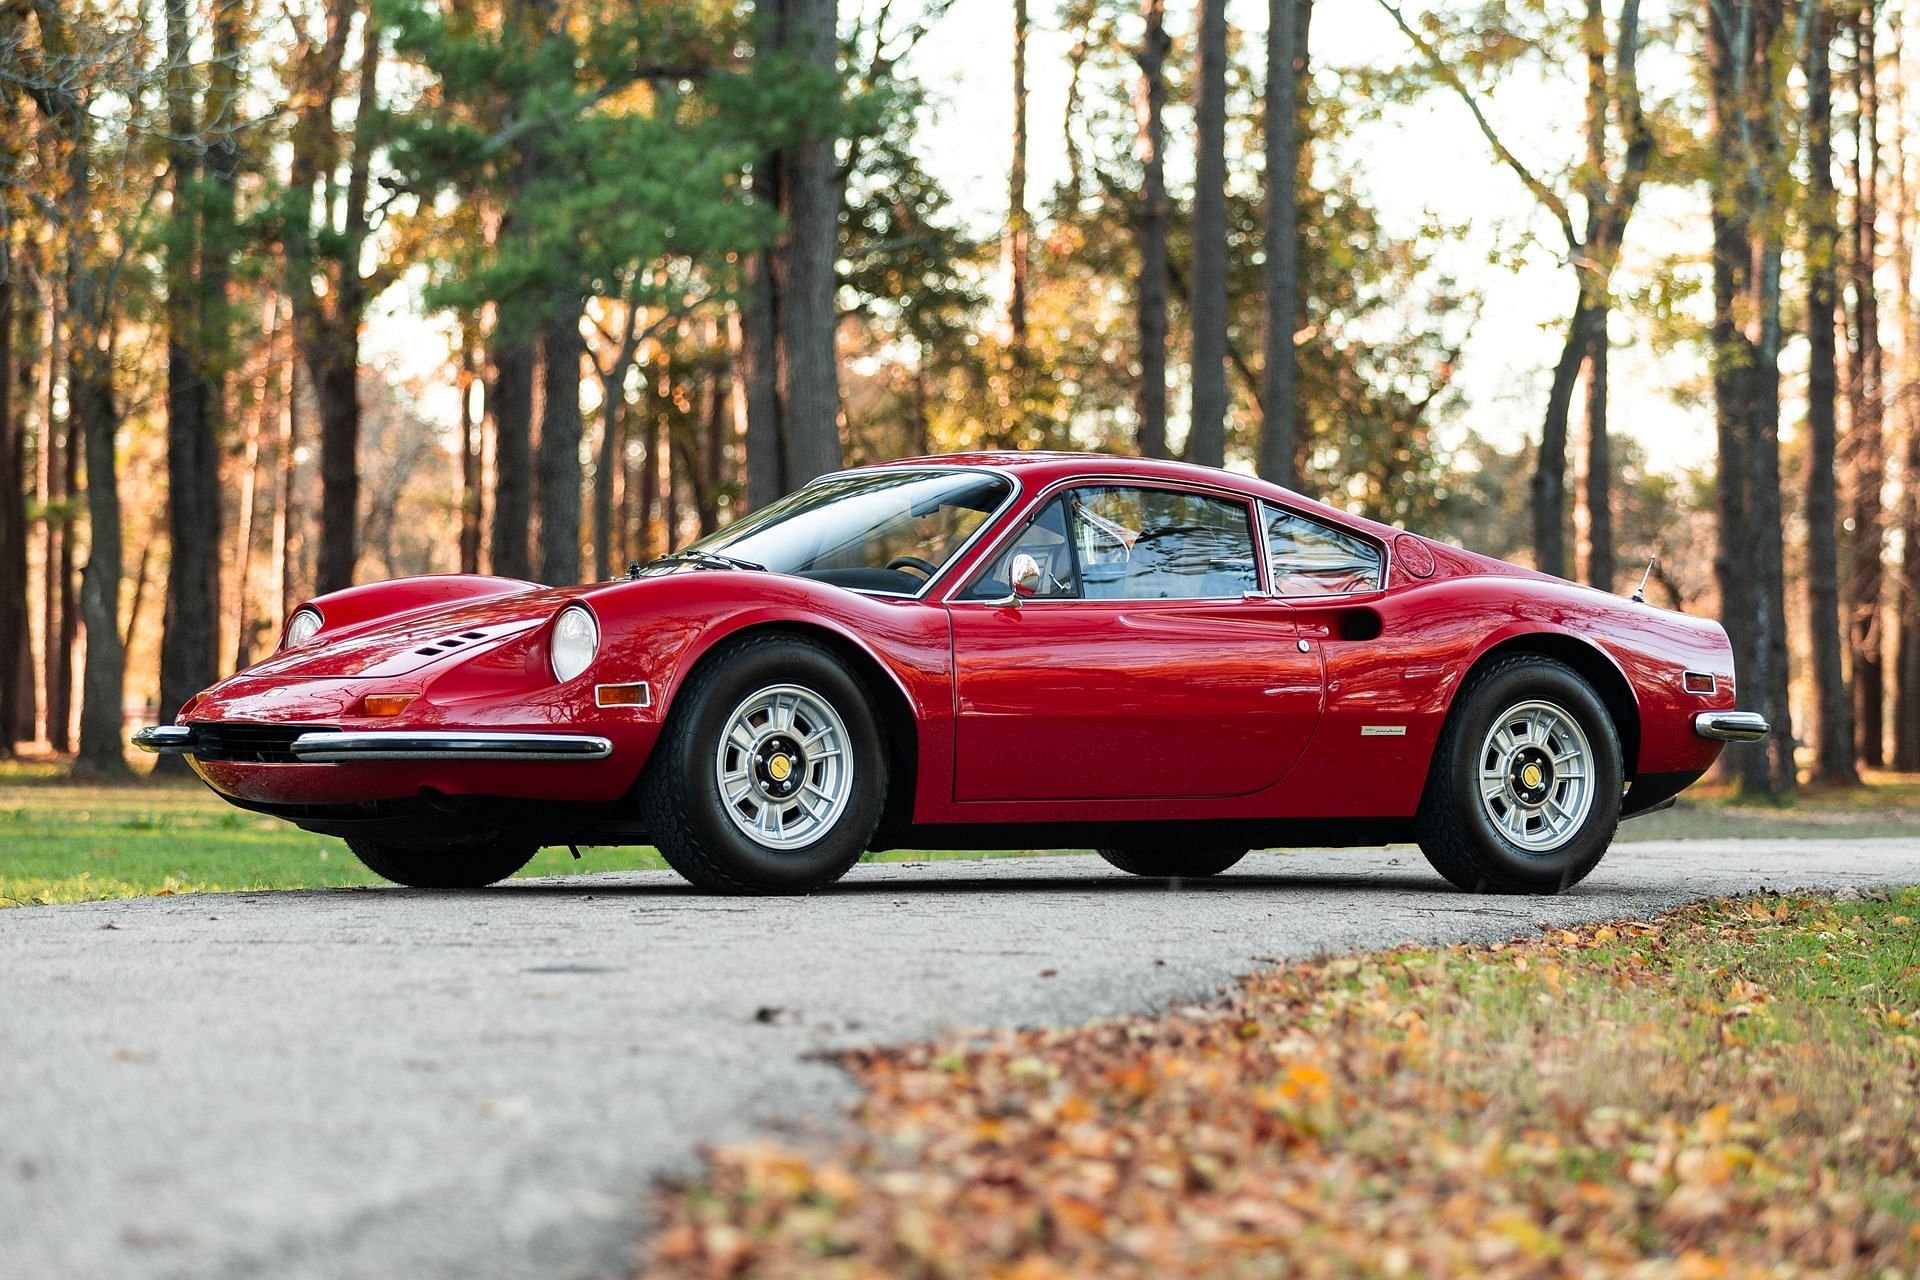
left=421, top=869, right=1514, bottom=899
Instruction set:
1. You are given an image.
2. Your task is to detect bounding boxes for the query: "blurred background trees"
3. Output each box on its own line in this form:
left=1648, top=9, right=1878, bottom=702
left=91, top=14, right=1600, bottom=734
left=0, top=0, right=1917, bottom=798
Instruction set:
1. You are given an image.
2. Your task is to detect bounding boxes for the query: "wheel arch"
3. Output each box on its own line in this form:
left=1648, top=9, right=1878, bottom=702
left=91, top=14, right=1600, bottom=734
left=662, top=618, right=922, bottom=846
left=1456, top=632, right=1641, bottom=783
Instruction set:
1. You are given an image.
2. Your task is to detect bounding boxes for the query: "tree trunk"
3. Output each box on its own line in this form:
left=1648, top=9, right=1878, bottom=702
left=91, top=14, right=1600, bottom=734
left=773, top=0, right=843, bottom=488
left=159, top=0, right=224, bottom=759
left=458, top=324, right=483, bottom=575
left=636, top=405, right=660, bottom=562
left=1575, top=0, right=1614, bottom=591
left=1890, top=24, right=1920, bottom=770
left=535, top=297, right=584, bottom=585
left=703, top=335, right=728, bottom=534
left=310, top=336, right=359, bottom=593
left=272, top=316, right=299, bottom=622
left=1712, top=0, right=1793, bottom=795
left=594, top=363, right=624, bottom=579
left=0, top=213, right=23, bottom=752
left=1258, top=0, right=1309, bottom=486
left=1845, top=0, right=1885, bottom=767
left=1704, top=0, right=1771, bottom=795
left=1133, top=0, right=1171, bottom=460
left=1533, top=295, right=1596, bottom=580
left=1008, top=0, right=1031, bottom=346
left=1581, top=321, right=1614, bottom=588
left=741, top=245, right=784, bottom=508
left=488, top=333, right=534, bottom=579
left=1804, top=0, right=1859, bottom=785
left=230, top=333, right=267, bottom=671
left=1185, top=0, right=1230, bottom=468
left=1750, top=188, right=1795, bottom=795
left=72, top=324, right=125, bottom=775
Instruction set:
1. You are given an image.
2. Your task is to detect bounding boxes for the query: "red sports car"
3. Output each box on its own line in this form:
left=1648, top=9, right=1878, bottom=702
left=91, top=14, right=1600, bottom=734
left=135, top=452, right=1766, bottom=895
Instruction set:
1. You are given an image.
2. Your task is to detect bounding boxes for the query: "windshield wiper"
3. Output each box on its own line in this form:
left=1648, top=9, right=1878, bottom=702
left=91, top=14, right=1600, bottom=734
left=657, top=548, right=768, bottom=573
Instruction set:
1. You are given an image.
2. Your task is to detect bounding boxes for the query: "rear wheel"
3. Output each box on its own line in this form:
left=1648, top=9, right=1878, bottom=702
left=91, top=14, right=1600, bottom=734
left=1415, top=654, right=1622, bottom=894
left=347, top=839, right=538, bottom=889
left=640, top=634, right=887, bottom=894
left=1097, top=847, right=1247, bottom=878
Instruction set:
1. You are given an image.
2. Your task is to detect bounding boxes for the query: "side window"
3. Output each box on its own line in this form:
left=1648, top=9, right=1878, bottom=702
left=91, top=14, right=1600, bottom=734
left=1261, top=503, right=1383, bottom=597
left=1070, top=487, right=1258, bottom=600
left=960, top=498, right=1079, bottom=600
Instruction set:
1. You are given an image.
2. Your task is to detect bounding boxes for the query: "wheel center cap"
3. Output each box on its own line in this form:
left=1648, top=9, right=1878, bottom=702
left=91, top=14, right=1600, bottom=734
left=1510, top=747, right=1553, bottom=805
left=754, top=735, right=805, bottom=797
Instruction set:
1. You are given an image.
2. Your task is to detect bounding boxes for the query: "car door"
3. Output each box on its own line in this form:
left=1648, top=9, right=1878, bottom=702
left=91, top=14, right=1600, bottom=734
left=946, top=483, right=1325, bottom=802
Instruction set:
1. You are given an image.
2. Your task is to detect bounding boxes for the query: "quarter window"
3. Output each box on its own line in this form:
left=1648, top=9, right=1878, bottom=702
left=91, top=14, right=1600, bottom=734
left=1261, top=503, right=1383, bottom=596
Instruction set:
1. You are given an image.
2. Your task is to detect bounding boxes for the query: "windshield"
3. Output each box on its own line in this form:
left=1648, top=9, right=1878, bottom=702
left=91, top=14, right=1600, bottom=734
left=651, top=468, right=1014, bottom=595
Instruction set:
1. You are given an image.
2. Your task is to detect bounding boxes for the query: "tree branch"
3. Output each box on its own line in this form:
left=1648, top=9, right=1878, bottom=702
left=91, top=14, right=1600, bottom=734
left=1373, top=0, right=1580, bottom=254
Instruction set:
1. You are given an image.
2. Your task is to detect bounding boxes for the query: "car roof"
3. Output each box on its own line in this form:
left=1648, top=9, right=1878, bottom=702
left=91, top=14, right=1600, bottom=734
left=853, top=451, right=1398, bottom=542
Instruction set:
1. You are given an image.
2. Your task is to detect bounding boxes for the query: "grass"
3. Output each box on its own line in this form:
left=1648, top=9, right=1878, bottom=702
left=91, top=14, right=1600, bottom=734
left=643, top=888, right=1920, bottom=1278
left=5, top=755, right=1920, bottom=908
left=0, top=757, right=1057, bottom=907
left=1618, top=769, right=1920, bottom=843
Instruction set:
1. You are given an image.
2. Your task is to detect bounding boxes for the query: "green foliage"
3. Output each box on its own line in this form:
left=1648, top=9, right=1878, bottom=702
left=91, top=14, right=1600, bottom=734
left=381, top=0, right=800, bottom=326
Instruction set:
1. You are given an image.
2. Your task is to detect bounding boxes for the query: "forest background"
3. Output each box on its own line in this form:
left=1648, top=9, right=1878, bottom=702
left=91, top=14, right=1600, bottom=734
left=2, top=0, right=1917, bottom=800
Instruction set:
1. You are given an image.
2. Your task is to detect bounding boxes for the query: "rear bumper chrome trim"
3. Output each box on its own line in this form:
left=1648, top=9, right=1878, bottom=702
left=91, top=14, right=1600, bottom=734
left=131, top=725, right=196, bottom=755
left=1693, top=711, right=1771, bottom=742
left=288, top=731, right=613, bottom=762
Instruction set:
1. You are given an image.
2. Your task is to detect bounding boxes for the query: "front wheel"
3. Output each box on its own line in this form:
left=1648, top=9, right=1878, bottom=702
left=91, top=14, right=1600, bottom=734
left=640, top=634, right=887, bottom=894
left=347, top=839, right=539, bottom=889
left=1097, top=847, right=1247, bottom=878
left=1415, top=655, right=1622, bottom=894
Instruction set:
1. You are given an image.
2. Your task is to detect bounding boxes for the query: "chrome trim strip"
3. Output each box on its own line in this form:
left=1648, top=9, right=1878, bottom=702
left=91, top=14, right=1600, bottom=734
left=288, top=731, right=614, bottom=763
left=945, top=473, right=1384, bottom=606
left=132, top=725, right=196, bottom=755
left=1693, top=711, right=1770, bottom=742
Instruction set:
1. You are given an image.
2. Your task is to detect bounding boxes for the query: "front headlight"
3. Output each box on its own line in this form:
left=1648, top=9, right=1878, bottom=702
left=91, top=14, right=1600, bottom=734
left=283, top=607, right=323, bottom=649
left=551, top=606, right=599, bottom=683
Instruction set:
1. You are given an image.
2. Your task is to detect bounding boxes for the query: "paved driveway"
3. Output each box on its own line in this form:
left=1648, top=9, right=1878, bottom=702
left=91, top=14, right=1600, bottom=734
left=7, top=839, right=1919, bottom=1280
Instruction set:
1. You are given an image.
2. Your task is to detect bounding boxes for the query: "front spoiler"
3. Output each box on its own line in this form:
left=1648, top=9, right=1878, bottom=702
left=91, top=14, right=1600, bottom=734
left=131, top=725, right=613, bottom=763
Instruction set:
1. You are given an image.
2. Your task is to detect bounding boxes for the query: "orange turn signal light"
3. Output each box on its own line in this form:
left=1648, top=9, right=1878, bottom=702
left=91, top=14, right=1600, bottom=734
left=595, top=682, right=651, bottom=708
left=362, top=693, right=419, bottom=718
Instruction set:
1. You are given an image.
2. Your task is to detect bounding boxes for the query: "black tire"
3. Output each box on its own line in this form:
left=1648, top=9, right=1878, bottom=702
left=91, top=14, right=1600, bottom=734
left=347, top=838, right=538, bottom=889
left=1096, top=847, right=1247, bottom=878
left=1415, top=654, right=1623, bottom=894
left=639, top=633, right=887, bottom=894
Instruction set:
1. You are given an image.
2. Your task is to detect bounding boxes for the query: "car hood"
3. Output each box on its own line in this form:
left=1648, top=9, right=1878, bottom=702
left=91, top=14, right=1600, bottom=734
left=242, top=585, right=589, bottom=681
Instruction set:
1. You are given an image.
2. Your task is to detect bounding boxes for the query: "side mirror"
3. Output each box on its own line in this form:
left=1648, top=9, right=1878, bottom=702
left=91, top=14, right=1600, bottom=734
left=1010, top=552, right=1044, bottom=600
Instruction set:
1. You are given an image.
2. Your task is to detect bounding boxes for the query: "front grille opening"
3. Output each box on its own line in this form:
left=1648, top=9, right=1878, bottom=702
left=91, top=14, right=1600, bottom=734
left=191, top=723, right=338, bottom=764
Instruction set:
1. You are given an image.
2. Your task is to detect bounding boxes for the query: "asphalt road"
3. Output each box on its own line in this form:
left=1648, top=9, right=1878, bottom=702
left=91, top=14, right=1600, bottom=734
left=8, top=838, right=1920, bottom=1280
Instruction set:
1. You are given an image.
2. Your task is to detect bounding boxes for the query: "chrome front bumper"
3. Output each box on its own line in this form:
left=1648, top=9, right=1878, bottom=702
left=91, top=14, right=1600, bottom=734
left=131, top=725, right=197, bottom=755
left=1693, top=711, right=1771, bottom=742
left=131, top=725, right=612, bottom=762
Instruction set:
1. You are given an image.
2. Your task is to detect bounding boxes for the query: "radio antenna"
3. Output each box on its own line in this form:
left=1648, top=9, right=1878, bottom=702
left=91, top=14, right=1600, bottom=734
left=1630, top=555, right=1656, bottom=604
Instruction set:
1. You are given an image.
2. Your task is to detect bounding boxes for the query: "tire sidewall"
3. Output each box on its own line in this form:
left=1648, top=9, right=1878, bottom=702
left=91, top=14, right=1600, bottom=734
left=667, top=640, right=886, bottom=892
left=1441, top=661, right=1622, bottom=889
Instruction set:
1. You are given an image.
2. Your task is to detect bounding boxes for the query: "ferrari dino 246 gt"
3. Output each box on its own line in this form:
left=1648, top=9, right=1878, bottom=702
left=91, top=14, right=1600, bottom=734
left=135, top=452, right=1767, bottom=895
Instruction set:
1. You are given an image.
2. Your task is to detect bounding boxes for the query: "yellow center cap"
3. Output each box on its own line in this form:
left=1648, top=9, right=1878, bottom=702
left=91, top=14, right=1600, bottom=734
left=1522, top=763, right=1543, bottom=789
left=768, top=755, right=793, bottom=782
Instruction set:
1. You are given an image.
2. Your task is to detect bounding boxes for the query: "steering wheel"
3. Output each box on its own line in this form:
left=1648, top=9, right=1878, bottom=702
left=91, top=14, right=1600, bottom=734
left=886, top=555, right=940, bottom=579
